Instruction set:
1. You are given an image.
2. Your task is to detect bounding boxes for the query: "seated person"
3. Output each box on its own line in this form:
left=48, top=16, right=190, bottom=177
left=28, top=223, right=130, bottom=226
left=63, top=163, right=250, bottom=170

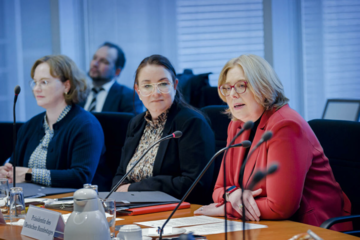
left=195, top=54, right=351, bottom=231
left=0, top=55, right=110, bottom=190
left=112, top=54, right=215, bottom=204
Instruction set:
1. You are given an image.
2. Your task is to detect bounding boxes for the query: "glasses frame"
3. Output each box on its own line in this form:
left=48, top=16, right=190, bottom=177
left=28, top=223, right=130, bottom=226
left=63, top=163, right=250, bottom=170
left=138, top=81, right=174, bottom=97
left=219, top=80, right=248, bottom=97
left=29, top=80, right=50, bottom=90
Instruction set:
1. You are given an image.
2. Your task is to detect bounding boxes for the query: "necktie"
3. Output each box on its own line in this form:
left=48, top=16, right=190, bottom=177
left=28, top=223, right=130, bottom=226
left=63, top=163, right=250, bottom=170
left=88, top=88, right=104, bottom=112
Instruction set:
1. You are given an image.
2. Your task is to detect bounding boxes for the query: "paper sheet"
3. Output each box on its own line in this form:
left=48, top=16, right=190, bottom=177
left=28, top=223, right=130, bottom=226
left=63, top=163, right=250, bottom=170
left=181, top=221, right=267, bottom=235
left=135, top=216, right=224, bottom=228
left=62, top=213, right=123, bottom=222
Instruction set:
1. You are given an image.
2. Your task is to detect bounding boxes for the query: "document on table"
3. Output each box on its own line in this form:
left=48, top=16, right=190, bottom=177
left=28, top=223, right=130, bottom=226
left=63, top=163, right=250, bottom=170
left=181, top=221, right=267, bottom=235
left=135, top=216, right=224, bottom=228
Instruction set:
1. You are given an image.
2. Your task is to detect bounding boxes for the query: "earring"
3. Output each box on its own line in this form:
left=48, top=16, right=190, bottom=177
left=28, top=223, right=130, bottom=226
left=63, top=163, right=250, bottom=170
left=64, top=92, right=68, bottom=95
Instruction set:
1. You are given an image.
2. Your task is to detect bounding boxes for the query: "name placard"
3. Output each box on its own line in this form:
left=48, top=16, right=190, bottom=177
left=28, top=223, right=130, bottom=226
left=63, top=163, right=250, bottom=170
left=21, top=205, right=65, bottom=240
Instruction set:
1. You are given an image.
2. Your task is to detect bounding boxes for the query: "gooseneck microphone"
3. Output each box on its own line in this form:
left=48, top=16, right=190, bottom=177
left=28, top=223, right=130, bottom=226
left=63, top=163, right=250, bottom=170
left=13, top=85, right=21, bottom=187
left=247, top=162, right=279, bottom=191
left=222, top=121, right=253, bottom=240
left=158, top=140, right=251, bottom=240
left=239, top=131, right=273, bottom=240
left=104, top=131, right=182, bottom=200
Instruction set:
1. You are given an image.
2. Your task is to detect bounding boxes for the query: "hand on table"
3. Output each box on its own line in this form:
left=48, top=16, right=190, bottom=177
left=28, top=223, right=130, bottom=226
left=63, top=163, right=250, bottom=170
left=229, top=188, right=262, bottom=221
left=0, top=163, right=29, bottom=183
left=194, top=203, right=225, bottom=216
left=116, top=184, right=130, bottom=192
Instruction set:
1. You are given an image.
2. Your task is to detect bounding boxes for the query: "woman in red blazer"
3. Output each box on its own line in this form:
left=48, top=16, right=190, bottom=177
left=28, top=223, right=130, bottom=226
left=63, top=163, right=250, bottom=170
left=194, top=54, right=351, bottom=231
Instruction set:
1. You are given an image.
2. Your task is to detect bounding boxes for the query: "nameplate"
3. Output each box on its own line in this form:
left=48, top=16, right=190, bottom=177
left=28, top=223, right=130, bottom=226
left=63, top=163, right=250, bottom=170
left=21, top=205, right=65, bottom=240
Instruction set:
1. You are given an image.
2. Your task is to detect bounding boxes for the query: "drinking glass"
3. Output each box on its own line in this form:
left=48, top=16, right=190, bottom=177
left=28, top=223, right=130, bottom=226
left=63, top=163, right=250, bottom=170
left=0, top=178, right=10, bottom=219
left=9, top=187, right=26, bottom=223
left=102, top=198, right=116, bottom=238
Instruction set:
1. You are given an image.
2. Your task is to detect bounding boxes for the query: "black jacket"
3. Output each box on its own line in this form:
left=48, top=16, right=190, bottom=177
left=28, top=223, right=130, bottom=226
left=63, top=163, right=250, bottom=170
left=112, top=101, right=215, bottom=204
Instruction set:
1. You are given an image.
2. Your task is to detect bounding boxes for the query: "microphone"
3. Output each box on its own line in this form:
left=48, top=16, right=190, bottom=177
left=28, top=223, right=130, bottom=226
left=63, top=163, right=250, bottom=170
left=158, top=140, right=251, bottom=240
left=239, top=131, right=273, bottom=240
left=222, top=121, right=253, bottom=240
left=104, top=131, right=182, bottom=200
left=13, top=85, right=21, bottom=187
left=247, top=162, right=279, bottom=190
left=239, top=131, right=273, bottom=188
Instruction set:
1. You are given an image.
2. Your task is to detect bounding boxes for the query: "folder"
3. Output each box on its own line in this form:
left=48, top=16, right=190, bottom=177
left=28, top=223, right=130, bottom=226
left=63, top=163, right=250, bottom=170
left=117, top=202, right=190, bottom=216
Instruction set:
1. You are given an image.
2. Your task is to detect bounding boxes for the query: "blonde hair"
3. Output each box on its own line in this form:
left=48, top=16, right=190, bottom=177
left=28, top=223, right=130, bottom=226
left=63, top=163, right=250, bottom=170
left=218, top=54, right=289, bottom=120
left=31, top=55, right=89, bottom=105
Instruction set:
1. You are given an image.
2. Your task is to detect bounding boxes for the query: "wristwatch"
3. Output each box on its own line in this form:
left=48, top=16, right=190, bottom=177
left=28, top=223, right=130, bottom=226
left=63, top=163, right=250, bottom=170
left=25, top=169, right=32, bottom=182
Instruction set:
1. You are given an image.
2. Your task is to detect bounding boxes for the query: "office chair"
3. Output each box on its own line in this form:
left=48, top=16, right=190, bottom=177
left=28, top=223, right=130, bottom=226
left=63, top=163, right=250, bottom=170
left=322, top=99, right=360, bottom=121
left=0, top=122, right=24, bottom=165
left=92, top=112, right=134, bottom=179
left=309, top=119, right=360, bottom=236
left=201, top=105, right=231, bottom=189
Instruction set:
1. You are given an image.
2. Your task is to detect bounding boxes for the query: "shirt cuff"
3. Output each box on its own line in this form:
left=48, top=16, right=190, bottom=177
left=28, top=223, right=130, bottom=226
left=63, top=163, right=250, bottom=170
left=32, top=168, right=51, bottom=186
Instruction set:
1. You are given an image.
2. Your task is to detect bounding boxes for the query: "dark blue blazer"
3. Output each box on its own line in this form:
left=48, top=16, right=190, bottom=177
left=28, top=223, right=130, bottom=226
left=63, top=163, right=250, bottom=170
left=112, top=101, right=216, bottom=204
left=10, top=104, right=111, bottom=190
left=80, top=82, right=143, bottom=114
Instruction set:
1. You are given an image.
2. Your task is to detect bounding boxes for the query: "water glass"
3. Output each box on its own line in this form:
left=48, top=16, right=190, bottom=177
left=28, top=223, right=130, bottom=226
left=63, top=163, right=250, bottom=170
left=102, top=198, right=116, bottom=238
left=9, top=187, right=26, bottom=223
left=0, top=178, right=10, bottom=219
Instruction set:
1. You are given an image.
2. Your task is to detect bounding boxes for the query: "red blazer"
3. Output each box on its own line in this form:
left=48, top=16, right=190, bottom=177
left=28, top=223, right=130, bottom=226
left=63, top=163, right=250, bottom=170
left=213, top=104, right=351, bottom=231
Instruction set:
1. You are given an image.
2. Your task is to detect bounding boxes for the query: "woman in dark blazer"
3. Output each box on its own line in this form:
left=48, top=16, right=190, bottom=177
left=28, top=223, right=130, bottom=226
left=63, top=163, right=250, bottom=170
left=112, top=55, right=215, bottom=204
left=0, top=55, right=110, bottom=190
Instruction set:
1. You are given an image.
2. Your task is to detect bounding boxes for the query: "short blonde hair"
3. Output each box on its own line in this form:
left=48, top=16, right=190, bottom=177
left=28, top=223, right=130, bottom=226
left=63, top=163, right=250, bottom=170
left=218, top=54, right=289, bottom=120
left=31, top=55, right=88, bottom=105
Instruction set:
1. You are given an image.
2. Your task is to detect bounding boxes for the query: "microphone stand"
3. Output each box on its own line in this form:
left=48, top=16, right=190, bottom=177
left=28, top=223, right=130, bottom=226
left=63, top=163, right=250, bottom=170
left=222, top=121, right=253, bottom=240
left=104, top=131, right=182, bottom=201
left=158, top=141, right=251, bottom=240
left=13, top=86, right=21, bottom=187
left=239, top=131, right=273, bottom=240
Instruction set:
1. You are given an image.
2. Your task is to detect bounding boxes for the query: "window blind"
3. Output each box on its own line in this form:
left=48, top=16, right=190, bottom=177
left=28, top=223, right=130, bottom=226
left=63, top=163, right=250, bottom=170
left=176, top=0, right=264, bottom=86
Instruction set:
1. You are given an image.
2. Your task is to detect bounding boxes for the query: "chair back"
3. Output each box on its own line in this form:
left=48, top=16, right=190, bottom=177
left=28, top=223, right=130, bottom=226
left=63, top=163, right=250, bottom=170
left=309, top=119, right=360, bottom=227
left=201, top=105, right=231, bottom=189
left=322, top=99, right=360, bottom=121
left=92, top=112, right=134, bottom=178
left=0, top=122, right=24, bottom=165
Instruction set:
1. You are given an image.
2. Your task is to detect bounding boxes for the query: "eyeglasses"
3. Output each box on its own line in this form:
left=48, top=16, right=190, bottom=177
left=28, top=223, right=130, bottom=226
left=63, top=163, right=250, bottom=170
left=138, top=81, right=173, bottom=96
left=219, top=81, right=248, bottom=97
left=29, top=80, right=50, bottom=89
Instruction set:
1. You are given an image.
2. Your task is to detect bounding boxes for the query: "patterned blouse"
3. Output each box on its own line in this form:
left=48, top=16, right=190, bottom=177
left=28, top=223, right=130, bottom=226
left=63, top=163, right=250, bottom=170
left=126, top=110, right=168, bottom=182
left=28, top=105, right=72, bottom=186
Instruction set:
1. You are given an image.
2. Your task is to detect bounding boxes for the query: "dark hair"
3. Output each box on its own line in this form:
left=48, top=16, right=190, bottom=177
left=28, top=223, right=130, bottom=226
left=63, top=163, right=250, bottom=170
left=134, top=54, right=202, bottom=114
left=31, top=55, right=88, bottom=105
left=101, top=42, right=126, bottom=69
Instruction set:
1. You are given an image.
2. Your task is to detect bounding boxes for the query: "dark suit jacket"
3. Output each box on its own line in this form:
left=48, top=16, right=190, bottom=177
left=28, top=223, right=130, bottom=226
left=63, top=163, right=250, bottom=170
left=112, top=101, right=216, bottom=204
left=79, top=81, right=143, bottom=114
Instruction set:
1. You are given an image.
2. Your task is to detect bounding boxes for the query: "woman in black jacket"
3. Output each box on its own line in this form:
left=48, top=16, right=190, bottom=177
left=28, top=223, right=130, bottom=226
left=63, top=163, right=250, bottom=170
left=112, top=55, right=215, bottom=204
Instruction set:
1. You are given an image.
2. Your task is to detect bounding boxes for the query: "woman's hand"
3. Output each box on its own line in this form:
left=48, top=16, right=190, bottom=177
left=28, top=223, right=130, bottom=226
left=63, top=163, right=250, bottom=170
left=194, top=203, right=225, bottom=216
left=116, top=184, right=130, bottom=192
left=229, top=188, right=262, bottom=221
left=0, top=163, right=14, bottom=182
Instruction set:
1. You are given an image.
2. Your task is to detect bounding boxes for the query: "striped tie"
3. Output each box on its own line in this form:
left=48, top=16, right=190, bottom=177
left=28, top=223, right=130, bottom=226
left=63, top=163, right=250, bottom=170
left=88, top=87, right=104, bottom=112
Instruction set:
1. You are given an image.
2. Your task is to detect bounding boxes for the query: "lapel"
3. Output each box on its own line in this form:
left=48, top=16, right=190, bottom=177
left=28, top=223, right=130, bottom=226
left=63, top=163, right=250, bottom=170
left=152, top=102, right=179, bottom=175
left=242, top=108, right=276, bottom=187
left=102, top=82, right=121, bottom=112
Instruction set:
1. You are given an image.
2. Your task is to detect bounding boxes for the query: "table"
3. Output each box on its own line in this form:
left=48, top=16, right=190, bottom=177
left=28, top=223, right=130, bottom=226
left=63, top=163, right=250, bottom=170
left=0, top=193, right=358, bottom=240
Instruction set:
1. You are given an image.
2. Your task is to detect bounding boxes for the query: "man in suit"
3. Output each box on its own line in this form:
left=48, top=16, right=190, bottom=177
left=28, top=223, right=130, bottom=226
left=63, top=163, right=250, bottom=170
left=80, top=42, right=143, bottom=114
